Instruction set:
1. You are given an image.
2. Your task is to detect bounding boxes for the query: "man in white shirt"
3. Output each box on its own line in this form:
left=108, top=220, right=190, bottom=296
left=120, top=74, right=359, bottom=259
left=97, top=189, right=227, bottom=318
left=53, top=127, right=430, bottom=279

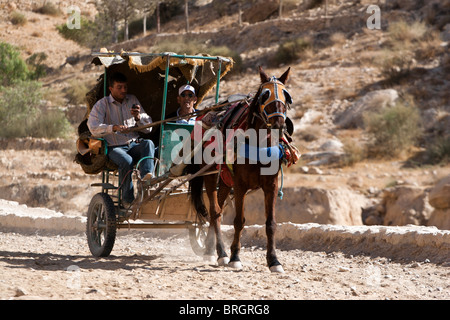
left=167, top=84, right=199, bottom=177
left=87, top=72, right=155, bottom=207
left=171, top=84, right=197, bottom=124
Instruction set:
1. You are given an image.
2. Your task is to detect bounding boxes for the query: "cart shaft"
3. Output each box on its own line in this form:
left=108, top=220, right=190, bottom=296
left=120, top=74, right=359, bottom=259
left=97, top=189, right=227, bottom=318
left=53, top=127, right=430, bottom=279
left=117, top=222, right=192, bottom=229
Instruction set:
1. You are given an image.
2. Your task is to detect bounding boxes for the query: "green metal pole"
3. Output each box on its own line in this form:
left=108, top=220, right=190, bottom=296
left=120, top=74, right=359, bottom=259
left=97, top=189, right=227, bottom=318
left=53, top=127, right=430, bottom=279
left=157, top=54, right=171, bottom=176
left=215, top=58, right=222, bottom=104
left=161, top=54, right=171, bottom=122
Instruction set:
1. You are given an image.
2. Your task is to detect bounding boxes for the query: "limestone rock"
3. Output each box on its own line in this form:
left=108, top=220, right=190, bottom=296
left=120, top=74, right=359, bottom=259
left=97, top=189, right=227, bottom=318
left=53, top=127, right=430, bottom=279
left=223, top=187, right=367, bottom=226
left=382, top=186, right=433, bottom=226
left=427, top=209, right=450, bottom=230
left=242, top=0, right=279, bottom=23
left=427, top=175, right=450, bottom=230
left=334, top=89, right=399, bottom=129
left=319, top=139, right=344, bottom=152
left=428, top=175, right=450, bottom=209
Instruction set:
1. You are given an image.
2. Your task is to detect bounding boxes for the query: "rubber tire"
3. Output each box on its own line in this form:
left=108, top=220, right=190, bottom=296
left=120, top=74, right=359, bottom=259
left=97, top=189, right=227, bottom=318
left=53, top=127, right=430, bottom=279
left=86, top=193, right=117, bottom=257
left=188, top=221, right=209, bottom=256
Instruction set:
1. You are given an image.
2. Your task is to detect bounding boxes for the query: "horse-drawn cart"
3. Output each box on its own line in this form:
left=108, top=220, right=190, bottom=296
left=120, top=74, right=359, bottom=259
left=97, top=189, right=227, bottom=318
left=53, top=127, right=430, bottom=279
left=76, top=52, right=234, bottom=257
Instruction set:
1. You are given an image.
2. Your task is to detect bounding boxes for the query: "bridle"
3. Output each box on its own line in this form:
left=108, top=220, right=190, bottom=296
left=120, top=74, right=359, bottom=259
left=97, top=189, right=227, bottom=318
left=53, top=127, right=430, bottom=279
left=256, top=76, right=293, bottom=125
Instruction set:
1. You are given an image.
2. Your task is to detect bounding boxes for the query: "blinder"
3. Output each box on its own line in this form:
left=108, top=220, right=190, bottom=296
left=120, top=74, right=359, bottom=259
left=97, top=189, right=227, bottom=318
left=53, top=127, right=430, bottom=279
left=258, top=77, right=293, bottom=121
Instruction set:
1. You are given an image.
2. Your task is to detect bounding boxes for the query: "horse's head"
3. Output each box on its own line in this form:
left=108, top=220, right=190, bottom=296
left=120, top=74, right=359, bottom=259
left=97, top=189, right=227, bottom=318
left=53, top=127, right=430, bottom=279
left=252, top=66, right=292, bottom=131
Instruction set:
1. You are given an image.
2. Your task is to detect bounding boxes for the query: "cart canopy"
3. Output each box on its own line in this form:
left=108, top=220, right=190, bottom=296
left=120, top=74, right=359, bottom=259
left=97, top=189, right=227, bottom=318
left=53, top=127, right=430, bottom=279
left=85, top=51, right=234, bottom=124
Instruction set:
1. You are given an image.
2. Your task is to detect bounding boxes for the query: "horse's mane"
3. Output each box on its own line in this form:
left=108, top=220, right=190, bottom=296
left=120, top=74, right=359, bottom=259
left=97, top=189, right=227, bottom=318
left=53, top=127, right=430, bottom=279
left=246, top=86, right=263, bottom=129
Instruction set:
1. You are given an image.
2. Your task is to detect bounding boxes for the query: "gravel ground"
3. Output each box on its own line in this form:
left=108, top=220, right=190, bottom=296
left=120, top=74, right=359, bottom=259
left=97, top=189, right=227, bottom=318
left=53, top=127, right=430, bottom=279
left=1, top=229, right=449, bottom=301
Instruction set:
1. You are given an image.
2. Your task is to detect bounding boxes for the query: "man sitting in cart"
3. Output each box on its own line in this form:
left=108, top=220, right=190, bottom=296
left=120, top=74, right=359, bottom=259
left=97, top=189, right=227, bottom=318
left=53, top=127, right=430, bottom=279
left=167, top=84, right=199, bottom=177
left=168, top=84, right=198, bottom=124
left=87, top=72, right=155, bottom=208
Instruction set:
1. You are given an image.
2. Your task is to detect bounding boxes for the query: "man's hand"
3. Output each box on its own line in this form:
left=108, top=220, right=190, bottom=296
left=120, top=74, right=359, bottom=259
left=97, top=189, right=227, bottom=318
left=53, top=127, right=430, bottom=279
left=131, top=104, right=141, bottom=122
left=113, top=125, right=129, bottom=133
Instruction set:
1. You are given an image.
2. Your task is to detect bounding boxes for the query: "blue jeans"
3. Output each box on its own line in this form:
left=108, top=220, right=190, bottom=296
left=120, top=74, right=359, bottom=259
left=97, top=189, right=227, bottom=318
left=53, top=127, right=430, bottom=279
left=108, top=139, right=155, bottom=203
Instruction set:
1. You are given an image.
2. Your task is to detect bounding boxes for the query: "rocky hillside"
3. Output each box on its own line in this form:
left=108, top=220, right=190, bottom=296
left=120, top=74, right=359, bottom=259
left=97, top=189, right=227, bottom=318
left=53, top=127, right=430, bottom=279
left=0, top=0, right=449, bottom=229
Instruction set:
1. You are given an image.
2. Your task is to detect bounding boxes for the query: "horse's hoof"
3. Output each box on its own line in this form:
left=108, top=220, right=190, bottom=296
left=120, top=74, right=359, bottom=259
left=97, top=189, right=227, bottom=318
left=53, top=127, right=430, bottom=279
left=218, top=257, right=230, bottom=266
left=269, top=265, right=285, bottom=273
left=228, top=261, right=243, bottom=269
left=203, top=255, right=216, bottom=263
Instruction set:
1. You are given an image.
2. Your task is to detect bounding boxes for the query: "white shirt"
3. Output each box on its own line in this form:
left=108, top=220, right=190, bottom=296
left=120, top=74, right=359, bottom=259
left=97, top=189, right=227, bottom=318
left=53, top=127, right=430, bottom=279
left=175, top=107, right=197, bottom=125
left=87, top=94, right=152, bottom=146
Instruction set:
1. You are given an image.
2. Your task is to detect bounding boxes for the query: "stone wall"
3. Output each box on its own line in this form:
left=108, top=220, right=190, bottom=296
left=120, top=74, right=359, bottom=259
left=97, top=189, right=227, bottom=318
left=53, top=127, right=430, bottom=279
left=222, top=186, right=368, bottom=226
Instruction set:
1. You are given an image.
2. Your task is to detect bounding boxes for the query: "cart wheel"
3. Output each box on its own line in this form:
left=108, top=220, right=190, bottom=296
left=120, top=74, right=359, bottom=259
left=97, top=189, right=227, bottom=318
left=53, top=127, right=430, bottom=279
left=86, top=193, right=117, bottom=257
left=188, top=220, right=209, bottom=256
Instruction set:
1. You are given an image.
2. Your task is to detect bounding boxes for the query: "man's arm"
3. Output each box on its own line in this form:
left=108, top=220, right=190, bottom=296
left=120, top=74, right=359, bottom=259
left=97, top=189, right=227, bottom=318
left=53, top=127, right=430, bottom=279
left=87, top=99, right=114, bottom=137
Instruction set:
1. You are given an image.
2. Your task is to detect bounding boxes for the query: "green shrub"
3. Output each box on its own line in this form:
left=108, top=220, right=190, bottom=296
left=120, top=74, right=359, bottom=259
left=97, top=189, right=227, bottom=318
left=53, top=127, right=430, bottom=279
left=31, top=109, right=73, bottom=139
left=387, top=20, right=428, bottom=46
left=379, top=19, right=436, bottom=83
left=56, top=16, right=97, bottom=47
left=26, top=52, right=48, bottom=80
left=379, top=49, right=415, bottom=83
left=426, top=136, right=450, bottom=164
left=10, top=11, right=27, bottom=26
left=205, top=45, right=243, bottom=73
left=364, top=101, right=422, bottom=158
left=339, top=138, right=367, bottom=167
left=65, top=79, right=89, bottom=105
left=34, top=2, right=61, bottom=16
left=273, top=37, right=312, bottom=65
left=0, top=42, right=30, bottom=86
left=0, top=81, right=42, bottom=138
left=0, top=81, right=72, bottom=138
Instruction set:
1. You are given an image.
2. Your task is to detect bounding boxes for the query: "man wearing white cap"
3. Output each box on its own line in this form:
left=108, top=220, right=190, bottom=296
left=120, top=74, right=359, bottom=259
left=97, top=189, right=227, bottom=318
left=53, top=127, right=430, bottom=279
left=173, top=84, right=197, bottom=124
left=168, top=84, right=198, bottom=177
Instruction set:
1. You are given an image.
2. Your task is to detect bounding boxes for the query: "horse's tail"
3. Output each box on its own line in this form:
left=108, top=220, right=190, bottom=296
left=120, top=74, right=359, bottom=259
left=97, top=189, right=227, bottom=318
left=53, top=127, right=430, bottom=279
left=188, top=164, right=208, bottom=217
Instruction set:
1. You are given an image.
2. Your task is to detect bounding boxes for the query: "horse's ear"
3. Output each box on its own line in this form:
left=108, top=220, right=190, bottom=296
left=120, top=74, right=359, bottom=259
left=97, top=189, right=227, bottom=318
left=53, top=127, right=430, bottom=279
left=259, top=66, right=270, bottom=83
left=278, top=67, right=291, bottom=84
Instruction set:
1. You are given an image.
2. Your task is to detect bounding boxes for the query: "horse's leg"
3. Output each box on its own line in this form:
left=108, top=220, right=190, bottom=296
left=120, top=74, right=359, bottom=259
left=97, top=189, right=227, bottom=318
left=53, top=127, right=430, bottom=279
left=202, top=174, right=218, bottom=259
left=262, top=177, right=284, bottom=273
left=216, top=179, right=231, bottom=265
left=204, top=174, right=229, bottom=265
left=229, top=185, right=246, bottom=269
left=203, top=225, right=216, bottom=261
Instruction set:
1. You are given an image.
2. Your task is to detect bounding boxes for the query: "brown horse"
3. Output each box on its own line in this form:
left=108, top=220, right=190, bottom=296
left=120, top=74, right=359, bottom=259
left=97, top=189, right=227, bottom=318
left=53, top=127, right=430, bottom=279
left=189, top=66, right=292, bottom=273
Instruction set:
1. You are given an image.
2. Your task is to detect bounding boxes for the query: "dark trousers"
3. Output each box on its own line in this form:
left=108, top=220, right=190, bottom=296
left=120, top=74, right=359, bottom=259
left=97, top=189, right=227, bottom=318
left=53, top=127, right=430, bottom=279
left=108, top=139, right=155, bottom=203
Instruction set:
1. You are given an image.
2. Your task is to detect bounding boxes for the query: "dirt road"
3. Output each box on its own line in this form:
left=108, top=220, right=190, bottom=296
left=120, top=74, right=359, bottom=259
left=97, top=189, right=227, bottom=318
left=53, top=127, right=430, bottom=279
left=1, top=227, right=449, bottom=301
